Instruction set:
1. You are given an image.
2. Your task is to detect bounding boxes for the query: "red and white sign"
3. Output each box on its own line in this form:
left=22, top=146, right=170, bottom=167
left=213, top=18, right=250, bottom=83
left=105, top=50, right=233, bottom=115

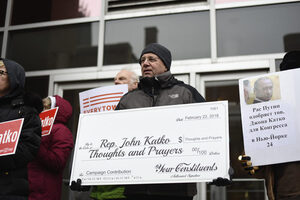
left=0, top=118, right=24, bottom=156
left=79, top=85, right=128, bottom=114
left=39, top=107, right=58, bottom=137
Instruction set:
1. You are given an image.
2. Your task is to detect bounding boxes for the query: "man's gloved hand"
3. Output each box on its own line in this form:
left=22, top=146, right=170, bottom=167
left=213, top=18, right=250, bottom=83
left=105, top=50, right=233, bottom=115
left=210, top=177, right=233, bottom=186
left=70, top=179, right=91, bottom=191
left=238, top=155, right=259, bottom=175
left=209, top=167, right=234, bottom=186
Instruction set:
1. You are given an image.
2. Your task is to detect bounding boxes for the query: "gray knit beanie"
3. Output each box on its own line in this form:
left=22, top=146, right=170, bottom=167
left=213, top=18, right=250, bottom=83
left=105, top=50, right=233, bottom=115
left=139, top=43, right=172, bottom=71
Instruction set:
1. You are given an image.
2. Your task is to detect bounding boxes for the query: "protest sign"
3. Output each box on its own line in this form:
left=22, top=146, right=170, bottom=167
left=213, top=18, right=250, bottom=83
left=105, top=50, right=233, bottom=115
left=39, top=107, right=58, bottom=136
left=239, top=68, right=300, bottom=166
left=0, top=119, right=24, bottom=156
left=79, top=84, right=128, bottom=114
left=70, top=101, right=230, bottom=185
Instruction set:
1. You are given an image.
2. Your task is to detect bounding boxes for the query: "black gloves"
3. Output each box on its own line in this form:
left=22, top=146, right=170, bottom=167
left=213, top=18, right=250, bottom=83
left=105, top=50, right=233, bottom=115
left=211, top=177, right=232, bottom=186
left=209, top=167, right=234, bottom=186
left=70, top=179, right=91, bottom=192
left=238, top=155, right=259, bottom=175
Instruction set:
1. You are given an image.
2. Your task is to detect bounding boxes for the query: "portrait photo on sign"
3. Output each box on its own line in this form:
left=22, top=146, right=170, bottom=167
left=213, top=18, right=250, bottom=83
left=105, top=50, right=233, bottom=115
left=243, top=75, right=281, bottom=105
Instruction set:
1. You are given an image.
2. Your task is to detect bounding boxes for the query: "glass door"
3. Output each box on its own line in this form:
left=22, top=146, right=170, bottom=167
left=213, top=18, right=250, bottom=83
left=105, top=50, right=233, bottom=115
left=197, top=72, right=268, bottom=200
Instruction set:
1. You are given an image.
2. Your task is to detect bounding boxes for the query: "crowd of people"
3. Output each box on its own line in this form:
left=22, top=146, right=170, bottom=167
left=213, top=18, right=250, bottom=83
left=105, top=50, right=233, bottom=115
left=0, top=45, right=299, bottom=200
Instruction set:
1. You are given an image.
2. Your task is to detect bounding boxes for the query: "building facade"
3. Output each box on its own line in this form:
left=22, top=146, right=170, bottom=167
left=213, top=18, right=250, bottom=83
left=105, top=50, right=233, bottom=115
left=1, top=0, right=300, bottom=199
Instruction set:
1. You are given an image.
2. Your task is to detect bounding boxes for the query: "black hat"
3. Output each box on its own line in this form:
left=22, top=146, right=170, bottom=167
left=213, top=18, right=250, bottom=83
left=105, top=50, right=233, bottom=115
left=139, top=43, right=172, bottom=71
left=280, top=51, right=300, bottom=71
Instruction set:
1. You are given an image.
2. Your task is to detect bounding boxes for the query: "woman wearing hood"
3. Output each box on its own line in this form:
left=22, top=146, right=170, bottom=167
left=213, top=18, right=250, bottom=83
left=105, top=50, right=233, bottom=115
left=0, top=58, right=42, bottom=199
left=28, top=95, right=74, bottom=200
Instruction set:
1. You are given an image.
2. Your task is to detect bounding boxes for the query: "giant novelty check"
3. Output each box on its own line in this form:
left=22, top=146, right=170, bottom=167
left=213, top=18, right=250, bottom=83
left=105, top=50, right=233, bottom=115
left=70, top=101, right=230, bottom=185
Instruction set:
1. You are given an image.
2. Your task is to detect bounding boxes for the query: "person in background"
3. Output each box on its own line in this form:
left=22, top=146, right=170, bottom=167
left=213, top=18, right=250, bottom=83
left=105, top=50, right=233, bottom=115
left=114, top=69, right=139, bottom=92
left=71, top=69, right=139, bottom=200
left=28, top=95, right=74, bottom=200
left=0, top=58, right=42, bottom=200
left=239, top=50, right=300, bottom=200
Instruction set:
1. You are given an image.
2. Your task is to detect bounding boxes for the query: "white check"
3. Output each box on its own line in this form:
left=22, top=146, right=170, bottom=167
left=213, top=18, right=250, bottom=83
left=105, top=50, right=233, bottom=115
left=70, top=101, right=230, bottom=185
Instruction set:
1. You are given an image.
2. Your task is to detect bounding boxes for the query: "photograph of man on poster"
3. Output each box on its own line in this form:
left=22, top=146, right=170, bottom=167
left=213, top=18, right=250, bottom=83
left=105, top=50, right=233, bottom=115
left=243, top=76, right=281, bottom=105
left=253, top=77, right=274, bottom=103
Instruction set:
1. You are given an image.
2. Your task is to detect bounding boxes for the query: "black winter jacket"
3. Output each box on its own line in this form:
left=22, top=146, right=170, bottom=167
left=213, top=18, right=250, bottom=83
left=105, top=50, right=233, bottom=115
left=0, top=58, right=42, bottom=197
left=116, top=71, right=205, bottom=110
left=116, top=71, right=205, bottom=197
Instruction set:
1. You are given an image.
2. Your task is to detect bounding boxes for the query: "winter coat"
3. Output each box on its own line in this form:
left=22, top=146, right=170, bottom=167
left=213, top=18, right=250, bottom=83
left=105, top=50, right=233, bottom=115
left=0, top=58, right=42, bottom=197
left=116, top=71, right=205, bottom=197
left=28, top=95, right=74, bottom=200
left=116, top=71, right=205, bottom=110
left=256, top=162, right=300, bottom=200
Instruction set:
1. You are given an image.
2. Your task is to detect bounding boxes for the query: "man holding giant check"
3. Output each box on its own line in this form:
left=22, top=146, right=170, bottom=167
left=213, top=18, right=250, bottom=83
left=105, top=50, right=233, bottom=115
left=71, top=43, right=231, bottom=200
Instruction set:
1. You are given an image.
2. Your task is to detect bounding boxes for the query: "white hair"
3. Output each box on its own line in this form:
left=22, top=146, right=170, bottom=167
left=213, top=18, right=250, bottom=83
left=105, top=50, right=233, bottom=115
left=120, top=68, right=139, bottom=84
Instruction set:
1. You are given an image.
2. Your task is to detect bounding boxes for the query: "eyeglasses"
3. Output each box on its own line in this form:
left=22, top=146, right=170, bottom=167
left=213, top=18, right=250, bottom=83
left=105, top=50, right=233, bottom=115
left=140, top=56, right=160, bottom=64
left=0, top=70, right=8, bottom=76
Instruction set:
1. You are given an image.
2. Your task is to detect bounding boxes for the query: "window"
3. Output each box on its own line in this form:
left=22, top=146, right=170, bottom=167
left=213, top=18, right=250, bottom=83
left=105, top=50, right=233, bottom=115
left=217, top=2, right=300, bottom=57
left=104, top=11, right=210, bottom=65
left=216, top=0, right=254, bottom=4
left=107, top=0, right=206, bottom=12
left=207, top=180, right=265, bottom=199
left=0, top=0, right=7, bottom=27
left=25, top=76, right=49, bottom=98
left=7, top=22, right=99, bottom=71
left=11, top=0, right=101, bottom=25
left=205, top=79, right=265, bottom=200
left=205, top=80, right=247, bottom=178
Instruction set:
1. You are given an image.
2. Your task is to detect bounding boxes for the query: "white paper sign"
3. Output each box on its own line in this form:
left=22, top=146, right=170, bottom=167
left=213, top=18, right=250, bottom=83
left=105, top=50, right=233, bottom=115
left=239, top=68, right=300, bottom=166
left=70, top=101, right=230, bottom=185
left=79, top=84, right=128, bottom=114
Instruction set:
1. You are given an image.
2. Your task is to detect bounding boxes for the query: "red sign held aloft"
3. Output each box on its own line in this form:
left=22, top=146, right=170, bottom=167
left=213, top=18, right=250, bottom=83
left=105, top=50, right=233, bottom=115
left=39, top=107, right=58, bottom=136
left=0, top=118, right=24, bottom=156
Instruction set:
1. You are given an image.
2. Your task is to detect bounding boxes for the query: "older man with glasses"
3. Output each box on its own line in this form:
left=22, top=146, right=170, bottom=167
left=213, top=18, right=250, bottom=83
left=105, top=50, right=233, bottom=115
left=116, top=43, right=231, bottom=200
left=116, top=43, right=205, bottom=111
left=71, top=44, right=232, bottom=200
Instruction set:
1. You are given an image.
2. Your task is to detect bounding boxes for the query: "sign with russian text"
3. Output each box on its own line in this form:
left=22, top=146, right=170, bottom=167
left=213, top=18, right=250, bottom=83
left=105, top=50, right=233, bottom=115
left=79, top=85, right=128, bottom=114
left=0, top=119, right=24, bottom=156
left=70, top=101, right=230, bottom=185
left=39, top=107, right=58, bottom=136
left=239, top=68, right=300, bottom=166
